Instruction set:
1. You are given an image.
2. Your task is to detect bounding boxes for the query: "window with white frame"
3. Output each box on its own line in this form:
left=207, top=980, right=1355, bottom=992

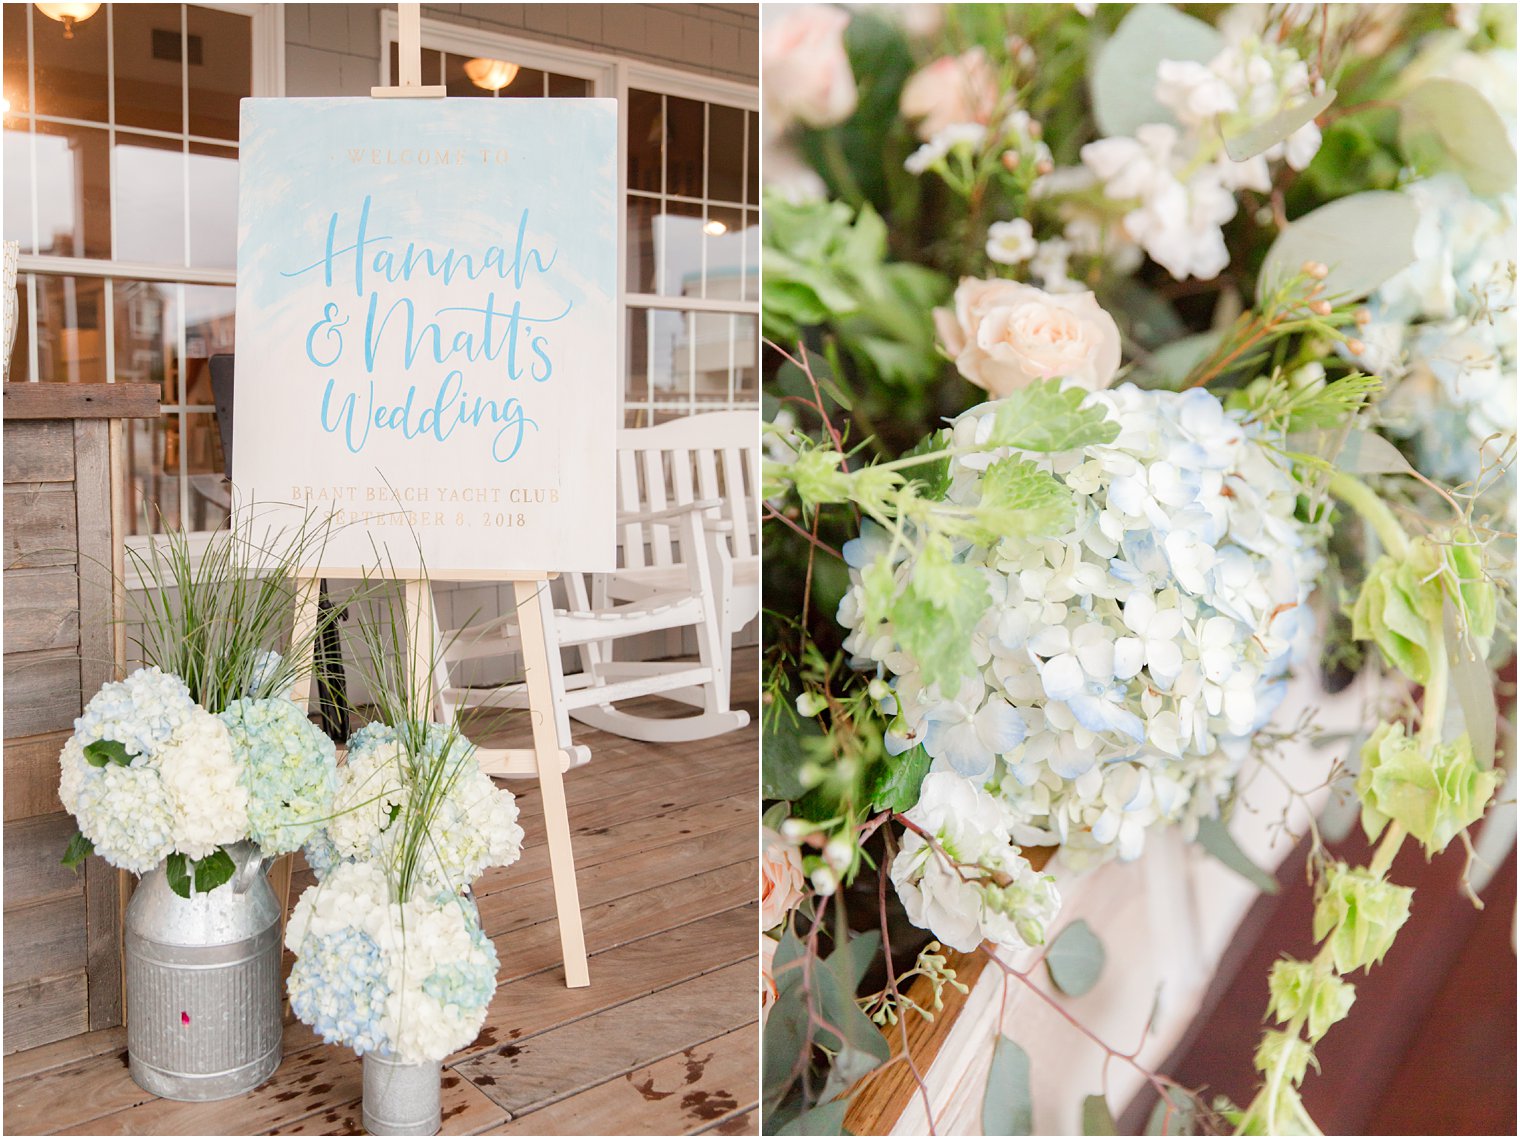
left=383, top=15, right=760, bottom=428
left=2, top=2, right=278, bottom=535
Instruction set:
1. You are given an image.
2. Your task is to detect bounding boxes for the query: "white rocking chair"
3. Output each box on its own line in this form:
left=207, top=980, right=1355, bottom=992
left=433, top=497, right=748, bottom=747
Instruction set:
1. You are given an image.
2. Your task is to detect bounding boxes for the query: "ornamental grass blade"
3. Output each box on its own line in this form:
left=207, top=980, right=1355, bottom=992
left=983, top=1036, right=1034, bottom=1135
left=1045, top=919, right=1106, bottom=997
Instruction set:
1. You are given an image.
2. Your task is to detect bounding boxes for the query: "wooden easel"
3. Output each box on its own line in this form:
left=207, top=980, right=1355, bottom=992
left=278, top=3, right=591, bottom=989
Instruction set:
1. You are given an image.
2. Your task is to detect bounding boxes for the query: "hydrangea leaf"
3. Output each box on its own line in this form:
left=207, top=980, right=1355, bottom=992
left=165, top=852, right=192, bottom=899
left=983, top=1035, right=1034, bottom=1136
left=1090, top=5, right=1223, bottom=138
left=1083, top=1095, right=1119, bottom=1135
left=867, top=745, right=932, bottom=813
left=970, top=458, right=1077, bottom=545
left=61, top=831, right=93, bottom=873
left=192, top=847, right=238, bottom=895
left=1045, top=918, right=1106, bottom=996
left=1399, top=77, right=1517, bottom=196
left=1259, top=191, right=1421, bottom=302
left=82, top=739, right=134, bottom=768
left=1222, top=87, right=1336, bottom=163
left=987, top=379, right=1120, bottom=453
left=1312, top=862, right=1412, bottom=973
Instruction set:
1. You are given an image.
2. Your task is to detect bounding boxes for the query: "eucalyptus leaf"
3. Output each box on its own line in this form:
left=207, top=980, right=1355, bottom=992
left=821, top=1045, right=883, bottom=1103
left=982, top=1036, right=1034, bottom=1135
left=82, top=739, right=134, bottom=768
left=1399, top=78, right=1517, bottom=196
left=775, top=1100, right=850, bottom=1136
left=1285, top=429, right=1416, bottom=476
left=762, top=983, right=811, bottom=1114
left=1222, top=88, right=1336, bottom=162
left=1258, top=192, right=1420, bottom=302
left=61, top=831, right=93, bottom=873
left=1083, top=1094, right=1119, bottom=1135
left=1195, top=816, right=1279, bottom=893
left=1445, top=600, right=1497, bottom=771
left=1131, top=332, right=1224, bottom=390
left=1145, top=1087, right=1198, bottom=1136
left=1045, top=919, right=1106, bottom=997
left=1090, top=6, right=1223, bottom=138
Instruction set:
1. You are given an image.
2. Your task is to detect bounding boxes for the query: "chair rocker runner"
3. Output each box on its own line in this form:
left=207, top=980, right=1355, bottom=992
left=434, top=497, right=748, bottom=743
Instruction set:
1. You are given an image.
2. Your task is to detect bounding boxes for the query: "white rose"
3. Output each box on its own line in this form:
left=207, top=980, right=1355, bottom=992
left=900, top=47, right=1001, bottom=141
left=934, top=277, right=1122, bottom=395
left=760, top=827, right=806, bottom=929
left=763, top=5, right=857, bottom=134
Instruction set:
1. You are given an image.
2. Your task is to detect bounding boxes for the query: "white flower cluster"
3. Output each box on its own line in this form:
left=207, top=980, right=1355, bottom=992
left=905, top=109, right=1051, bottom=180
left=285, top=860, right=499, bottom=1064
left=59, top=668, right=247, bottom=872
left=1081, top=35, right=1323, bottom=280
left=890, top=773, right=1060, bottom=953
left=313, top=722, right=524, bottom=895
left=840, top=386, right=1324, bottom=882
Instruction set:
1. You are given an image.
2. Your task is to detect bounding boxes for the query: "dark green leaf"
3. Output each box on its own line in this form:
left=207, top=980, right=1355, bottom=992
left=897, top=429, right=952, bottom=500
left=763, top=713, right=823, bottom=801
left=192, top=847, right=237, bottom=894
left=866, top=746, right=932, bottom=813
left=1045, top=919, right=1107, bottom=997
left=165, top=852, right=192, bottom=899
left=61, top=831, right=93, bottom=873
left=1195, top=816, right=1280, bottom=894
left=982, top=1035, right=1034, bottom=1135
left=1083, top=1094, right=1118, bottom=1135
left=83, top=739, right=134, bottom=768
left=776, top=1100, right=850, bottom=1136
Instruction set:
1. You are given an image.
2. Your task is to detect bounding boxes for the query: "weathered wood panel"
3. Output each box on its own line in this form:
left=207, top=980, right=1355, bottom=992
left=4, top=485, right=79, bottom=569
left=2, top=731, right=70, bottom=821
left=3, top=972, right=89, bottom=1055
left=3, top=649, right=82, bottom=738
left=3, top=383, right=161, bottom=421
left=3, top=421, right=75, bottom=482
left=3, top=813, right=83, bottom=907
left=84, top=860, right=123, bottom=1031
left=73, top=419, right=115, bottom=711
left=3, top=567, right=80, bottom=653
left=4, top=894, right=88, bottom=984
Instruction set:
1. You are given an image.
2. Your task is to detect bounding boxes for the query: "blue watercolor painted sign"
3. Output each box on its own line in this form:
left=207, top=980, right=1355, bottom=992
left=232, top=97, right=617, bottom=573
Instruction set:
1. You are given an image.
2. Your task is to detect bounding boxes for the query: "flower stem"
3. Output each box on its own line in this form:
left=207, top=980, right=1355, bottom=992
left=1326, top=470, right=1411, bottom=560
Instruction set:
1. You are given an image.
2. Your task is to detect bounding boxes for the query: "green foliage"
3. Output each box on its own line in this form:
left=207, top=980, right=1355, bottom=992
left=1351, top=544, right=1446, bottom=684
left=1251, top=1030, right=1316, bottom=1088
left=865, top=745, right=931, bottom=813
left=82, top=739, right=134, bottom=768
left=1258, top=191, right=1421, bottom=303
left=1223, top=88, right=1337, bottom=163
left=1082, top=1095, right=1118, bottom=1135
left=763, top=710, right=823, bottom=801
left=887, top=537, right=990, bottom=691
left=1311, top=862, right=1413, bottom=974
left=1357, top=722, right=1500, bottom=855
left=1266, top=959, right=1356, bottom=1042
left=164, top=847, right=237, bottom=899
left=1443, top=528, right=1497, bottom=651
left=1399, top=78, right=1517, bottom=195
left=61, top=831, right=93, bottom=873
left=982, top=1036, right=1034, bottom=1136
left=1195, top=816, right=1280, bottom=894
left=897, top=429, right=953, bottom=500
left=1044, top=919, right=1106, bottom=996
left=1144, top=1087, right=1199, bottom=1136
left=1089, top=5, right=1222, bottom=137
left=962, top=458, right=1076, bottom=546
left=988, top=379, right=1121, bottom=453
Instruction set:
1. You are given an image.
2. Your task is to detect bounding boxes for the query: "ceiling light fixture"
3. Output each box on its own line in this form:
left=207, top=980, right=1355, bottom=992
left=703, top=219, right=728, bottom=236
left=463, top=58, right=520, bottom=93
left=35, top=3, right=100, bottom=39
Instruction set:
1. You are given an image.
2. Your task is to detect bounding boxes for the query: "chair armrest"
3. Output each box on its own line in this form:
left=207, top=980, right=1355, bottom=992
left=617, top=498, right=724, bottom=526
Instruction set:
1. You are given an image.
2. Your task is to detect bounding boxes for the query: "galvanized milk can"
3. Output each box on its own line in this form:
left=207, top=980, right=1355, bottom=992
left=124, top=841, right=283, bottom=1100
left=363, top=1053, right=442, bottom=1135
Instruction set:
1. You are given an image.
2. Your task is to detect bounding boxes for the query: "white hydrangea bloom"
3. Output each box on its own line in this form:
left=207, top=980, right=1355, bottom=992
left=156, top=711, right=248, bottom=860
left=890, top=772, right=1059, bottom=952
left=842, top=386, right=1323, bottom=874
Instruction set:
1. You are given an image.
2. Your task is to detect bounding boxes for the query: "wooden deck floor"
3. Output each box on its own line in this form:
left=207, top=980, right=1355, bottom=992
left=3, top=658, right=760, bottom=1136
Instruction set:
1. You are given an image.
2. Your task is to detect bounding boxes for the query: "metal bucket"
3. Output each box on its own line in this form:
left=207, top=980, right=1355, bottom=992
left=363, top=1053, right=442, bottom=1135
left=124, top=841, right=283, bottom=1101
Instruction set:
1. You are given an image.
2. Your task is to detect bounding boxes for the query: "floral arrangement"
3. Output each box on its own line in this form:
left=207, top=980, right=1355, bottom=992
left=760, top=3, right=1514, bottom=1135
left=284, top=859, right=499, bottom=1064
left=57, top=514, right=350, bottom=896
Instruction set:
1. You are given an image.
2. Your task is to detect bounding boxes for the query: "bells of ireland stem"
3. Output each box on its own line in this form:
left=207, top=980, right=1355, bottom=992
left=1312, top=862, right=1412, bottom=974
left=1357, top=722, right=1500, bottom=855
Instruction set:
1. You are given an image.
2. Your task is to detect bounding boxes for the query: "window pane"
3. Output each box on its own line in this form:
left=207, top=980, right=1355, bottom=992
left=546, top=72, right=589, bottom=97
left=114, top=3, right=186, bottom=135
left=34, top=119, right=111, bottom=259
left=654, top=199, right=703, bottom=298
left=627, top=88, right=662, bottom=194
left=704, top=204, right=746, bottom=302
left=115, top=132, right=186, bottom=266
left=188, top=142, right=237, bottom=269
left=114, top=279, right=178, bottom=398
left=187, top=6, right=251, bottom=141
left=34, top=274, right=107, bottom=383
left=8, top=273, right=31, bottom=382
left=744, top=210, right=759, bottom=301
left=708, top=102, right=744, bottom=204
left=665, top=95, right=704, bottom=199
left=182, top=284, right=235, bottom=405
left=33, top=2, right=109, bottom=122
left=4, top=128, right=32, bottom=252
left=182, top=411, right=230, bottom=530
left=746, top=111, right=759, bottom=206
left=3, top=4, right=28, bottom=115
left=125, top=413, right=181, bottom=535
left=626, top=194, right=658, bottom=294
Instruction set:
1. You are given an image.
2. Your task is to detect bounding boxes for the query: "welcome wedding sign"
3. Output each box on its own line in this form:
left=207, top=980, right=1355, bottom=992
left=232, top=97, right=617, bottom=573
